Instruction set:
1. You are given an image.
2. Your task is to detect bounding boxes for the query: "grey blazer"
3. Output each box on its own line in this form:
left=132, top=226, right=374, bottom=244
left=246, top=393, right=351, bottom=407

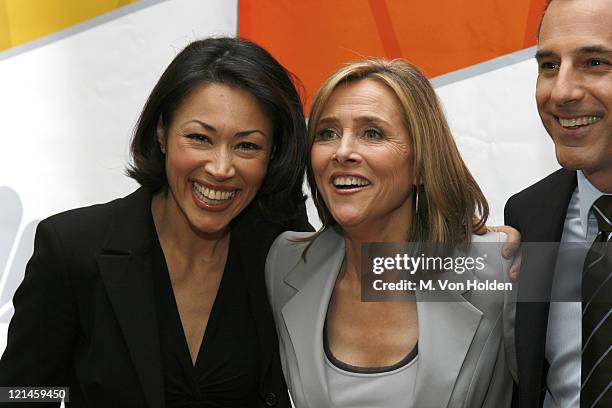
left=265, top=227, right=515, bottom=408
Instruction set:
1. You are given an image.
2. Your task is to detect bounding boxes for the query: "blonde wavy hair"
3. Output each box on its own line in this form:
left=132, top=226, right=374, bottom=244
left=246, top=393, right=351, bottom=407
left=305, top=58, right=488, bottom=243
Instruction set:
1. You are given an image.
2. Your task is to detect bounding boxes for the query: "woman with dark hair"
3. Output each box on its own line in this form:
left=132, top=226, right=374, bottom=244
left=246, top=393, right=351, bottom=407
left=266, top=59, right=514, bottom=407
left=0, top=37, right=310, bottom=408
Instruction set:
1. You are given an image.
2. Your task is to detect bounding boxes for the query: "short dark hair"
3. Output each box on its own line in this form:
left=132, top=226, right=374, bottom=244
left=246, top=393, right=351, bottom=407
left=536, top=0, right=555, bottom=39
left=127, top=37, right=308, bottom=222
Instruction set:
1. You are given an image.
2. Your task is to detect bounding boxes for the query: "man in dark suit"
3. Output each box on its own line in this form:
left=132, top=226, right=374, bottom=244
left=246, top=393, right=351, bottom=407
left=504, top=0, right=612, bottom=407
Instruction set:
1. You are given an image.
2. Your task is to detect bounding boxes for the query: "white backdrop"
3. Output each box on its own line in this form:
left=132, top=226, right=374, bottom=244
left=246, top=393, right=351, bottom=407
left=437, top=55, right=560, bottom=225
left=0, top=0, right=560, bottom=357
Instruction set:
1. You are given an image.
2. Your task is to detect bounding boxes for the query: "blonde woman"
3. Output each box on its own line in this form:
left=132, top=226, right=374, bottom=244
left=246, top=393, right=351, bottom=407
left=266, top=59, right=515, bottom=407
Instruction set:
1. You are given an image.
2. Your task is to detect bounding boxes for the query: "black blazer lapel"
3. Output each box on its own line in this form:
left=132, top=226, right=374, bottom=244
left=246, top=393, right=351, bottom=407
left=231, top=203, right=312, bottom=407
left=95, top=188, right=164, bottom=408
left=232, top=212, right=282, bottom=387
left=506, top=168, right=577, bottom=406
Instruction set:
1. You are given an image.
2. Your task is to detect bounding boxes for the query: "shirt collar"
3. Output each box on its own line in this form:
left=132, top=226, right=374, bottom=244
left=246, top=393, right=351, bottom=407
left=577, top=170, right=607, bottom=237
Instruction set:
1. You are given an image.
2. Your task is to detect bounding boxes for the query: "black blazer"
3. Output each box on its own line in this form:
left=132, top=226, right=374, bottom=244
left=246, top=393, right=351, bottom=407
left=504, top=168, right=577, bottom=408
left=0, top=187, right=312, bottom=408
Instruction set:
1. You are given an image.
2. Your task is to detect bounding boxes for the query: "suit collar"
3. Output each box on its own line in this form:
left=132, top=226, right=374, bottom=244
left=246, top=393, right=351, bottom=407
left=101, top=187, right=155, bottom=254
left=523, top=168, right=577, bottom=242
left=96, top=187, right=164, bottom=408
left=281, top=228, right=483, bottom=407
left=577, top=170, right=609, bottom=238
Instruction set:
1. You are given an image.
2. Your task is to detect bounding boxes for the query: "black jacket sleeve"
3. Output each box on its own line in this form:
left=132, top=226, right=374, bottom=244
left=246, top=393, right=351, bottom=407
left=0, top=219, right=77, bottom=406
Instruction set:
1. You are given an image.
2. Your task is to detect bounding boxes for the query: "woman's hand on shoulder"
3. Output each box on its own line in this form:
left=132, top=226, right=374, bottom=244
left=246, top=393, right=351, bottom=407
left=482, top=225, right=522, bottom=283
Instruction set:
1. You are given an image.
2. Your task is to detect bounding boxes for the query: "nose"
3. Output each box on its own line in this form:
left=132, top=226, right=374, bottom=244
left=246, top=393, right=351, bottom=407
left=333, top=134, right=361, bottom=165
left=549, top=64, right=585, bottom=106
left=204, top=147, right=236, bottom=181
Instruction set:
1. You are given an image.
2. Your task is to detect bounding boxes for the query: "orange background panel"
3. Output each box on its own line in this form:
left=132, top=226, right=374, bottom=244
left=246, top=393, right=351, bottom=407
left=239, top=0, right=548, bottom=110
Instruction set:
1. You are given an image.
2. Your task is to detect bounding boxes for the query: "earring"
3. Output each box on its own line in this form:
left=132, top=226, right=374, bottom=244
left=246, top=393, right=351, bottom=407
left=160, top=145, right=166, bottom=154
left=414, top=185, right=419, bottom=215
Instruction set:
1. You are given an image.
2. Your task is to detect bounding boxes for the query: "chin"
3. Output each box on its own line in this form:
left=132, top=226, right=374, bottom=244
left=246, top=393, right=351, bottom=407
left=332, top=213, right=366, bottom=229
left=194, top=224, right=230, bottom=238
left=555, top=147, right=596, bottom=172
left=186, top=213, right=232, bottom=237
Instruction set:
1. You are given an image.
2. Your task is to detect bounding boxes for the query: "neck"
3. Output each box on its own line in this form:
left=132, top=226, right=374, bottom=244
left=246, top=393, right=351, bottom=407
left=151, top=191, right=229, bottom=262
left=583, top=167, right=612, bottom=193
left=341, top=204, right=413, bottom=282
left=340, top=196, right=413, bottom=242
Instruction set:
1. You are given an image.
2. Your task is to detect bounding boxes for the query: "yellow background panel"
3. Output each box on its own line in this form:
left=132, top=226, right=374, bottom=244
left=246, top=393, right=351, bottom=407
left=0, top=0, right=138, bottom=52
left=0, top=2, right=10, bottom=50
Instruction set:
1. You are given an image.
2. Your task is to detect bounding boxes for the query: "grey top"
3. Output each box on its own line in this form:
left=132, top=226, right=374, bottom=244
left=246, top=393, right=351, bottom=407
left=324, top=348, right=418, bottom=408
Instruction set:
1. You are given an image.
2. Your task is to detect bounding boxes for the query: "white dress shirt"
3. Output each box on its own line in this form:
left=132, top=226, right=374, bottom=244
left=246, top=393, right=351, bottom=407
left=544, top=171, right=608, bottom=408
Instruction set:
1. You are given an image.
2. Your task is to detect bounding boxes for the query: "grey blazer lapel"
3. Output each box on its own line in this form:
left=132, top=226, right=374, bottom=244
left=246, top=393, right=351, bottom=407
left=412, top=269, right=483, bottom=408
left=281, top=228, right=345, bottom=408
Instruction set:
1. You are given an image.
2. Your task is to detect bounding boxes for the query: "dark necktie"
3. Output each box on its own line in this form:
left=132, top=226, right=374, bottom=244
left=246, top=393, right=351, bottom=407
left=582, top=195, right=612, bottom=408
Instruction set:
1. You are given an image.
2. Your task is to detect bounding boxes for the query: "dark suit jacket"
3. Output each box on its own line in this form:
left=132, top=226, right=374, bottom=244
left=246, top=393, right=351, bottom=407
left=0, top=187, right=312, bottom=408
left=504, top=168, right=577, bottom=408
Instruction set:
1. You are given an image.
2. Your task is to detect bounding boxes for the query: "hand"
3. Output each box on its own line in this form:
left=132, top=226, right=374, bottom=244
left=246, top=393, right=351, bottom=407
left=486, top=225, right=521, bottom=283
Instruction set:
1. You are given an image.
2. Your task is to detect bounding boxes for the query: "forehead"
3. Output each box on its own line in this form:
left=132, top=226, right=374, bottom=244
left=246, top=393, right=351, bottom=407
left=321, top=78, right=403, bottom=119
left=174, top=83, right=268, bottom=122
left=538, top=0, right=612, bottom=51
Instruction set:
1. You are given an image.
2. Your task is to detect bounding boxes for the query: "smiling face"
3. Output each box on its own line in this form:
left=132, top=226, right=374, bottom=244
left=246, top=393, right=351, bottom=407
left=535, top=0, right=612, bottom=190
left=311, top=78, right=415, bottom=236
left=158, top=83, right=272, bottom=237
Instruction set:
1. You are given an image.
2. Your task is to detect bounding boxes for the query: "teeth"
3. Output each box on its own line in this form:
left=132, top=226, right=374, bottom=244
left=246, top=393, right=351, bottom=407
left=193, top=182, right=236, bottom=203
left=333, top=176, right=370, bottom=187
left=559, top=116, right=601, bottom=128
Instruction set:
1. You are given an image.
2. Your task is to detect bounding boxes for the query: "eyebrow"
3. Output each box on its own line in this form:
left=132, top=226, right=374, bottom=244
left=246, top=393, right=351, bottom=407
left=184, top=119, right=268, bottom=138
left=535, top=45, right=612, bottom=61
left=316, top=115, right=391, bottom=127
left=534, top=49, right=556, bottom=62
left=576, top=45, right=612, bottom=55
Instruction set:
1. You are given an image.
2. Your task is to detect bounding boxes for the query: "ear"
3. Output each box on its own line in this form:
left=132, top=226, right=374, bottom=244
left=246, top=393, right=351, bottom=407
left=156, top=117, right=166, bottom=154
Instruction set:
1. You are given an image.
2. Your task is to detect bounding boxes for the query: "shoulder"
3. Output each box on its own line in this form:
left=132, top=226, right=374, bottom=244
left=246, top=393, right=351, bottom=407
left=43, top=196, right=124, bottom=235
left=270, top=231, right=313, bottom=256
left=265, top=231, right=312, bottom=313
left=265, top=228, right=343, bottom=303
left=505, top=168, right=575, bottom=213
left=470, top=231, right=506, bottom=244
left=469, top=232, right=511, bottom=281
left=38, top=188, right=150, bottom=252
left=265, top=231, right=313, bottom=282
left=267, top=228, right=343, bottom=273
left=439, top=236, right=513, bottom=329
